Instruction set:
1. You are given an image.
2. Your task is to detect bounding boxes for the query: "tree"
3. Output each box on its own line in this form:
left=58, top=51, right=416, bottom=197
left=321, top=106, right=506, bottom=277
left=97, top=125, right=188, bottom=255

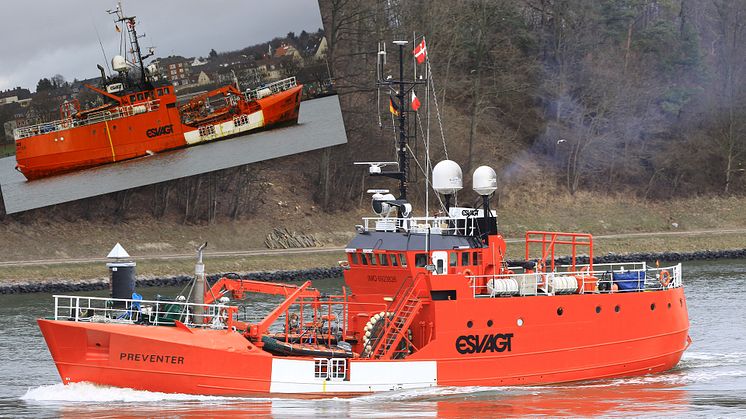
left=36, top=78, right=53, bottom=92
left=209, top=48, right=218, bottom=59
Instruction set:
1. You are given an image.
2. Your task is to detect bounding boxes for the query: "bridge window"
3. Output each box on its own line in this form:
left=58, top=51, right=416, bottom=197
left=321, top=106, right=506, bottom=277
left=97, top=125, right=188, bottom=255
left=450, top=253, right=458, bottom=267
left=137, top=93, right=144, bottom=101
left=129, top=95, right=136, bottom=102
left=349, top=252, right=359, bottom=265
left=472, top=252, right=480, bottom=265
left=379, top=254, right=389, bottom=266
left=164, top=87, right=170, bottom=94
left=360, top=254, right=368, bottom=265
left=370, top=254, right=377, bottom=266
left=157, top=88, right=163, bottom=96
left=462, top=252, right=470, bottom=266
left=399, top=254, right=408, bottom=267
left=415, top=253, right=428, bottom=268
left=391, top=254, right=399, bottom=267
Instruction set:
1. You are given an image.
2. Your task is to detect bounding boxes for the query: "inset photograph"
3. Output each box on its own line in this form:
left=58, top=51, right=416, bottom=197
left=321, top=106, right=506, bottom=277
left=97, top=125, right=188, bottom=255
left=0, top=0, right=344, bottom=214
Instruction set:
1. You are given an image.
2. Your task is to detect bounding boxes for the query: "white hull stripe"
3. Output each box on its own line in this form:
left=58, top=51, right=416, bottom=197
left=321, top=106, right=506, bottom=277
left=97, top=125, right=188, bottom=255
left=183, top=110, right=264, bottom=145
left=269, top=358, right=438, bottom=393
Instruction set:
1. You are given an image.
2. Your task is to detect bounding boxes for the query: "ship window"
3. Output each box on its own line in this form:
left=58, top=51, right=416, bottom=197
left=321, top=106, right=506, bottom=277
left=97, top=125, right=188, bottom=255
left=129, top=95, right=136, bottom=102
left=472, top=252, right=480, bottom=265
left=370, top=254, right=377, bottom=266
left=164, top=87, right=170, bottom=94
left=360, top=254, right=368, bottom=265
left=415, top=253, right=428, bottom=268
left=379, top=254, right=389, bottom=266
left=314, top=359, right=328, bottom=379
left=450, top=253, right=457, bottom=267
left=137, top=93, right=144, bottom=101
left=399, top=254, right=408, bottom=267
left=157, top=88, right=163, bottom=96
left=462, top=252, right=470, bottom=266
left=391, top=254, right=399, bottom=267
left=349, top=253, right=359, bottom=265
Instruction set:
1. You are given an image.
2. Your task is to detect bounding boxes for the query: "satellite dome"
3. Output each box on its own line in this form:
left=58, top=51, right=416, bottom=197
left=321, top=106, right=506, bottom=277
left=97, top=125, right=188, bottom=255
left=112, top=55, right=129, bottom=73
left=432, top=160, right=463, bottom=195
left=473, top=166, right=497, bottom=196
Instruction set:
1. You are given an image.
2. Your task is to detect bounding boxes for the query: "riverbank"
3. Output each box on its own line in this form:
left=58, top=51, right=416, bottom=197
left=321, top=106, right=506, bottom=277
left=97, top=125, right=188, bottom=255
left=2, top=194, right=746, bottom=289
left=2, top=236, right=746, bottom=294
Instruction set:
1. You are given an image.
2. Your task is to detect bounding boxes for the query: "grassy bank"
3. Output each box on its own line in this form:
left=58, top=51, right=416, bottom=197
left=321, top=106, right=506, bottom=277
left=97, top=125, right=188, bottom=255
left=2, top=194, right=746, bottom=282
left=0, top=143, right=14, bottom=157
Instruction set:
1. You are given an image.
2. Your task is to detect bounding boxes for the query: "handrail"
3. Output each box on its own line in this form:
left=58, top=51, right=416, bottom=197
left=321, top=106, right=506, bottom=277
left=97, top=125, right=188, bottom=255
left=245, top=77, right=298, bottom=100
left=14, top=99, right=161, bottom=140
left=52, top=294, right=234, bottom=329
left=467, top=263, right=682, bottom=298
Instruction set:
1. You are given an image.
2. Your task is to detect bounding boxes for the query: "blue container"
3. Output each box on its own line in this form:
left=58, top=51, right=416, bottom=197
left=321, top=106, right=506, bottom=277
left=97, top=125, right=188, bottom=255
left=612, top=271, right=645, bottom=291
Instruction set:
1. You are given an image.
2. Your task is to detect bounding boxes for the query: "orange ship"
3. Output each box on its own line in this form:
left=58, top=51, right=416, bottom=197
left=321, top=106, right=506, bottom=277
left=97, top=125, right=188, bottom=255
left=36, top=39, right=690, bottom=396
left=13, top=5, right=302, bottom=181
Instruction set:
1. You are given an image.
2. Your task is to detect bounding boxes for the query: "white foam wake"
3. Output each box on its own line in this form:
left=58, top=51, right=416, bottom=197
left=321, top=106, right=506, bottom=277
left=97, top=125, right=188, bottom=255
left=21, top=382, right=250, bottom=403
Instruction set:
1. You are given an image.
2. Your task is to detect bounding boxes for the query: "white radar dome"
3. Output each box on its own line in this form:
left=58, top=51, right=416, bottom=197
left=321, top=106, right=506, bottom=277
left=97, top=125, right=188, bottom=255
left=112, top=55, right=129, bottom=73
left=432, top=160, right=463, bottom=195
left=473, top=166, right=497, bottom=196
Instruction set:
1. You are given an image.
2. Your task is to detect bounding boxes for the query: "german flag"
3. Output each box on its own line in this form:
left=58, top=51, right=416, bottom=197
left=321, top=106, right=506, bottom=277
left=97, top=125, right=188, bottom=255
left=389, top=96, right=400, bottom=116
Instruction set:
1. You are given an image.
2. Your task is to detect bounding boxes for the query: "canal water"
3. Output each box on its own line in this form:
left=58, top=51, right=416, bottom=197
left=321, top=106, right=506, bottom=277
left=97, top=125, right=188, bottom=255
left=0, top=260, right=744, bottom=418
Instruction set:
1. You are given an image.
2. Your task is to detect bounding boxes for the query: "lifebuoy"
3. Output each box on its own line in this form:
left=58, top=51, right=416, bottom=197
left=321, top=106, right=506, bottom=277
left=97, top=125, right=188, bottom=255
left=659, top=270, right=672, bottom=287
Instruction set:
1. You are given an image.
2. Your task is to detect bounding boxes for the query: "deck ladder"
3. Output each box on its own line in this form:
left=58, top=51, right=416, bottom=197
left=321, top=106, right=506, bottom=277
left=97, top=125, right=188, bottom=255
left=367, top=275, right=425, bottom=359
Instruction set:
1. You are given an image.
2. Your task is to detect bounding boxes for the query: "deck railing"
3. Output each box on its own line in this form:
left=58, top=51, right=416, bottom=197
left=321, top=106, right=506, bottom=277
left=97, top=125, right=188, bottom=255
left=361, top=215, right=484, bottom=236
left=14, top=100, right=161, bottom=140
left=467, top=263, right=682, bottom=298
left=245, top=77, right=297, bottom=100
left=52, top=294, right=235, bottom=329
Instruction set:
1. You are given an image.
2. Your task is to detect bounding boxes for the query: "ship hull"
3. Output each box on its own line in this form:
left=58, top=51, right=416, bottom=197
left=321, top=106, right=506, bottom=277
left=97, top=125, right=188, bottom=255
left=15, top=86, right=303, bottom=180
left=38, top=286, right=688, bottom=396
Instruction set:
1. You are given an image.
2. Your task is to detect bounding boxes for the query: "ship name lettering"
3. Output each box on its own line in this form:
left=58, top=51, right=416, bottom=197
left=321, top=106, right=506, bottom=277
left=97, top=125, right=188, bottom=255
left=455, top=333, right=513, bottom=354
left=146, top=124, right=174, bottom=138
left=461, top=209, right=479, bottom=216
left=119, top=352, right=184, bottom=364
left=367, top=275, right=397, bottom=283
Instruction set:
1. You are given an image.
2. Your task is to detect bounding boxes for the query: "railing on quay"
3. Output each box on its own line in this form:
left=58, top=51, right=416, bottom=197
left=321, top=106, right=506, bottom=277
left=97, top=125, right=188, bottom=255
left=467, top=262, right=683, bottom=298
left=52, top=294, right=235, bottom=329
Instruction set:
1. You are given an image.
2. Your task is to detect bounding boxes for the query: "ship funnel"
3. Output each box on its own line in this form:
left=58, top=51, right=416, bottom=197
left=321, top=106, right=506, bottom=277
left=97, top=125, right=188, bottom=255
left=473, top=166, right=497, bottom=196
left=112, top=55, right=129, bottom=73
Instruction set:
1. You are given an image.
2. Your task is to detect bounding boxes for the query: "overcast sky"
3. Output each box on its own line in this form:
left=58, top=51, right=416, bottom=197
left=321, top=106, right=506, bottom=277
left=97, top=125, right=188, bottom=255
left=0, top=0, right=324, bottom=92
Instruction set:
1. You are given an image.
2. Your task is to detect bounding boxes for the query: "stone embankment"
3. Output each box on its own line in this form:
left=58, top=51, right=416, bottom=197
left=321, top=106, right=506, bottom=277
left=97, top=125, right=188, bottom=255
left=2, top=249, right=745, bottom=294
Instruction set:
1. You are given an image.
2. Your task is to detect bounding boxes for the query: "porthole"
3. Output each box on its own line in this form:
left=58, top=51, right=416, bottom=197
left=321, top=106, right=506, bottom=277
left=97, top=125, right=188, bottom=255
left=517, top=318, right=524, bottom=326
left=668, top=302, right=672, bottom=309
left=595, top=306, right=601, bottom=314
left=487, top=320, right=493, bottom=327
left=557, top=307, right=564, bottom=316
left=467, top=321, right=473, bottom=328
left=650, top=303, right=656, bottom=311
left=614, top=305, right=621, bottom=313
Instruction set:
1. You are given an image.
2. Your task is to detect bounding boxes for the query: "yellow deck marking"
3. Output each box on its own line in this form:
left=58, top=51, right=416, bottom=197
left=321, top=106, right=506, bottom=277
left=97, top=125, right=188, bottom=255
left=104, top=120, right=116, bottom=162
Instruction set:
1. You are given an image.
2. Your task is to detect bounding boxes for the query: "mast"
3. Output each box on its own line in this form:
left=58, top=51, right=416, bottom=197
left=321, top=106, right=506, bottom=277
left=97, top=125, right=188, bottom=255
left=374, top=40, right=426, bottom=215
left=395, top=41, right=408, bottom=201
left=109, top=2, right=154, bottom=87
